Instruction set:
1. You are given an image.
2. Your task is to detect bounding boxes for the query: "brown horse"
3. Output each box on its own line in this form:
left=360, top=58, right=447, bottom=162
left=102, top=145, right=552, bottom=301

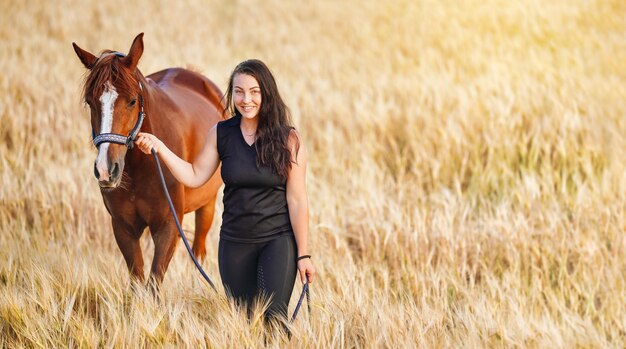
left=73, top=33, right=223, bottom=287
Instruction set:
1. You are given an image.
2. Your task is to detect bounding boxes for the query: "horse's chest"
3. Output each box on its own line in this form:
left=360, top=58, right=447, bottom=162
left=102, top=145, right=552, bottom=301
left=102, top=190, right=136, bottom=215
left=102, top=187, right=153, bottom=222
left=102, top=173, right=180, bottom=226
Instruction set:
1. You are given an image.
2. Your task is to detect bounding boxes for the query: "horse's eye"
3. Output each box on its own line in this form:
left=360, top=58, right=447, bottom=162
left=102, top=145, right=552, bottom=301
left=129, top=98, right=137, bottom=107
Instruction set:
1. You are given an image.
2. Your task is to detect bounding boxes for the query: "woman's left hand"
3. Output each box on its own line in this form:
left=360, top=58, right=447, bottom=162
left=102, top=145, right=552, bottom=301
left=297, top=258, right=316, bottom=284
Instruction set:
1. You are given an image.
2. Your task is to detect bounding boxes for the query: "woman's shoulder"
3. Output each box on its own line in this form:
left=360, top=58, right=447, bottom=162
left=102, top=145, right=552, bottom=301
left=216, top=116, right=240, bottom=140
left=216, top=116, right=239, bottom=155
left=218, top=115, right=240, bottom=128
left=286, top=127, right=306, bottom=158
left=287, top=127, right=301, bottom=142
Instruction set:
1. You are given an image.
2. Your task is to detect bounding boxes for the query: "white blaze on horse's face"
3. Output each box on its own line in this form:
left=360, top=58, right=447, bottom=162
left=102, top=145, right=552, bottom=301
left=95, top=81, right=119, bottom=182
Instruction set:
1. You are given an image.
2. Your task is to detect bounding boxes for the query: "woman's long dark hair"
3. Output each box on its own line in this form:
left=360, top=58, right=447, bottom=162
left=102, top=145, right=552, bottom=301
left=224, top=59, right=300, bottom=179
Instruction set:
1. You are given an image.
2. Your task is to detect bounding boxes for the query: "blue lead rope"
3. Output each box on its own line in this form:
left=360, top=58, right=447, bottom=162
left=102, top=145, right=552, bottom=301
left=150, top=148, right=310, bottom=323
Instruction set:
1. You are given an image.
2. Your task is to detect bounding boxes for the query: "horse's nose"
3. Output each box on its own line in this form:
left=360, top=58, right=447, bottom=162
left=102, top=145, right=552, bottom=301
left=110, top=162, right=120, bottom=180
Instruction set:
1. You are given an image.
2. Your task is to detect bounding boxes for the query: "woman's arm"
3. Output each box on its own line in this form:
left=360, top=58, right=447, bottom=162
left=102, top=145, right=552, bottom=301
left=135, top=125, right=220, bottom=188
left=286, top=130, right=316, bottom=284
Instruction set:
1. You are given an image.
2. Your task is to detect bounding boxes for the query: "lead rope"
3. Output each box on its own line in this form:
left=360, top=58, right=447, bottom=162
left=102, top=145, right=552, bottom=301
left=290, top=279, right=310, bottom=323
left=150, top=148, right=310, bottom=323
left=151, top=148, right=217, bottom=291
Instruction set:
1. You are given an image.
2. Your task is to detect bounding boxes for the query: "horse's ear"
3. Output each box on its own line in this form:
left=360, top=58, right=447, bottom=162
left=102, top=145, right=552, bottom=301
left=72, top=42, right=97, bottom=69
left=122, top=33, right=144, bottom=71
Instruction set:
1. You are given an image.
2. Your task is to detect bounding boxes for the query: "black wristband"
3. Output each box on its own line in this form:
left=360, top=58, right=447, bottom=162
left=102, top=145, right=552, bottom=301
left=297, top=255, right=311, bottom=262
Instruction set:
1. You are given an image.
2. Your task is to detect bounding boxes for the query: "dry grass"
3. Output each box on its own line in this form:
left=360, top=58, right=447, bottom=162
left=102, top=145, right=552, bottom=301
left=1, top=0, right=626, bottom=347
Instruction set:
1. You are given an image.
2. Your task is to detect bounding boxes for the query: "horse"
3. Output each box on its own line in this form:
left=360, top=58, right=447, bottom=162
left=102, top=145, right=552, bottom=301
left=72, top=33, right=223, bottom=288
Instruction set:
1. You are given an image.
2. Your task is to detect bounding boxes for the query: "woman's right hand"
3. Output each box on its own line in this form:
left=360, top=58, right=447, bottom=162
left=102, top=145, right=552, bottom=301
left=135, top=132, right=165, bottom=155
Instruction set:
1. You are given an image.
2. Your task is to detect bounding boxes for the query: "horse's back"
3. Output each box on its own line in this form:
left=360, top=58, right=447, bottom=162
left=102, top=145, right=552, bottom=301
left=148, top=68, right=223, bottom=118
left=147, top=67, right=223, bottom=146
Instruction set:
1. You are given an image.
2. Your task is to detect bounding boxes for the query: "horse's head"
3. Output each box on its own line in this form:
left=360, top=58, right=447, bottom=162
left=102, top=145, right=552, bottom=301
left=73, top=33, right=145, bottom=189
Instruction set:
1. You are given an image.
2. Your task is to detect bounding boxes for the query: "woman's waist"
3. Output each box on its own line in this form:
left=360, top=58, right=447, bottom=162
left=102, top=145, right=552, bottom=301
left=219, top=224, right=293, bottom=243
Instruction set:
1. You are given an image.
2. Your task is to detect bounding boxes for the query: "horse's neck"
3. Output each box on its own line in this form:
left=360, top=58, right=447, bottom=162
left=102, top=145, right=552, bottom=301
left=139, top=78, right=170, bottom=139
left=137, top=75, right=156, bottom=134
left=125, top=75, right=157, bottom=168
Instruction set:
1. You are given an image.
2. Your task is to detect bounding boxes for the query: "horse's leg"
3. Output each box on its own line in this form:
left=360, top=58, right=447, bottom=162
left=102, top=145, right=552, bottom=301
left=147, top=220, right=180, bottom=291
left=112, top=219, right=145, bottom=284
left=192, top=198, right=217, bottom=261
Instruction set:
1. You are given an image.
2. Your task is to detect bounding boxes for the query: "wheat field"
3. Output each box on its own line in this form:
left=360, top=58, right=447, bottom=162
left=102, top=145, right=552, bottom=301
left=1, top=0, right=625, bottom=347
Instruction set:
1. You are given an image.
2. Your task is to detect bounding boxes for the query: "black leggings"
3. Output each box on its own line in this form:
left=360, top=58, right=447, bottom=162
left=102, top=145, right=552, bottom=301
left=218, top=234, right=297, bottom=321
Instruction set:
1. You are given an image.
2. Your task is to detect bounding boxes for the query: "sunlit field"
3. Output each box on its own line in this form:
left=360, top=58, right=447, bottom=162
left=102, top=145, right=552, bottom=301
left=1, top=0, right=625, bottom=347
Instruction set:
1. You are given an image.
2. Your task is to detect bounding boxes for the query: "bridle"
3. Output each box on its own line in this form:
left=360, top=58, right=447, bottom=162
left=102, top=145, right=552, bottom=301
left=90, top=52, right=146, bottom=150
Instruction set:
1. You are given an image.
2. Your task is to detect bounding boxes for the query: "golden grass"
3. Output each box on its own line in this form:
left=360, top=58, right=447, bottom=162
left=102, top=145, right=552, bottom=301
left=1, top=0, right=625, bottom=347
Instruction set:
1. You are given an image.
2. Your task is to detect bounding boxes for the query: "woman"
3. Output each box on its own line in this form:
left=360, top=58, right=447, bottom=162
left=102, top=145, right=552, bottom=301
left=135, top=59, right=315, bottom=323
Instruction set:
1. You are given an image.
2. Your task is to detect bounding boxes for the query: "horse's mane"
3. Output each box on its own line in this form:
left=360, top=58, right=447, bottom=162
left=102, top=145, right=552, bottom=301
left=82, top=50, right=140, bottom=102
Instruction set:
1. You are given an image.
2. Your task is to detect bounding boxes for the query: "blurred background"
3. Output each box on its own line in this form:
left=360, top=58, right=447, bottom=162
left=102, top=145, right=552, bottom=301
left=1, top=0, right=625, bottom=347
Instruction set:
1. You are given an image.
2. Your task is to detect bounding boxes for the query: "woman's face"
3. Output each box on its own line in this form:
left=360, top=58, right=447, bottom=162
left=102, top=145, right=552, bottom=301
left=233, top=73, right=262, bottom=120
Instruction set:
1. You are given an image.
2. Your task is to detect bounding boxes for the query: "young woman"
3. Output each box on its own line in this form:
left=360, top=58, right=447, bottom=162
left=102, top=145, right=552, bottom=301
left=135, top=59, right=315, bottom=322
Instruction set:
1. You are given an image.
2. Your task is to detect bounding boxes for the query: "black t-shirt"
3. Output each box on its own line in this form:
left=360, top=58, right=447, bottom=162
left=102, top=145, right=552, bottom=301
left=216, top=115, right=293, bottom=242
